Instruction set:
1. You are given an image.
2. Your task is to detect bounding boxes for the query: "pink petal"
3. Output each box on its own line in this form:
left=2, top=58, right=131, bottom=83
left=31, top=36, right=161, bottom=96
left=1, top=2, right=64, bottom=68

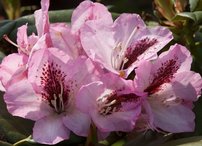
left=125, top=26, right=173, bottom=69
left=71, top=1, right=113, bottom=33
left=113, top=13, right=146, bottom=48
left=33, top=115, right=70, bottom=144
left=152, top=103, right=195, bottom=132
left=91, top=108, right=141, bottom=132
left=17, top=25, right=28, bottom=50
left=0, top=53, right=26, bottom=88
left=63, top=109, right=91, bottom=137
left=28, top=48, right=49, bottom=87
left=30, top=33, right=52, bottom=54
left=158, top=44, right=192, bottom=72
left=76, top=75, right=143, bottom=133
left=50, top=24, right=80, bottom=58
left=4, top=77, right=51, bottom=121
left=61, top=57, right=98, bottom=89
left=76, top=81, right=104, bottom=113
left=134, top=60, right=153, bottom=91
left=34, top=0, right=50, bottom=37
left=136, top=44, right=193, bottom=94
left=17, top=24, right=39, bottom=54
left=173, top=71, right=202, bottom=100
left=148, top=79, right=197, bottom=132
left=100, top=73, right=134, bottom=91
left=80, top=21, right=116, bottom=73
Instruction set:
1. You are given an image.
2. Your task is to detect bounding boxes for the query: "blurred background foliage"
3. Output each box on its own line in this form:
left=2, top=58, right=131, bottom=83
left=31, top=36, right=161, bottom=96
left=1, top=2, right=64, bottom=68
left=0, top=0, right=202, bottom=146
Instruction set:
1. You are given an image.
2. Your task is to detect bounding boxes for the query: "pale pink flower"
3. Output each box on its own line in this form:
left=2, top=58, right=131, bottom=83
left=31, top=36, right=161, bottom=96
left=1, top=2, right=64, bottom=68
left=134, top=44, right=202, bottom=132
left=76, top=73, right=145, bottom=136
left=0, top=32, right=52, bottom=91
left=0, top=0, right=66, bottom=91
left=16, top=0, right=51, bottom=55
left=4, top=47, right=97, bottom=144
left=80, top=13, right=173, bottom=77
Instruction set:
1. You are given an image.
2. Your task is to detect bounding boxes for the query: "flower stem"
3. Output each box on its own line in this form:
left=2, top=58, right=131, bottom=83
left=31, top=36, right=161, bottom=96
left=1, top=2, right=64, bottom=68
left=13, top=136, right=33, bottom=146
left=85, top=123, right=97, bottom=146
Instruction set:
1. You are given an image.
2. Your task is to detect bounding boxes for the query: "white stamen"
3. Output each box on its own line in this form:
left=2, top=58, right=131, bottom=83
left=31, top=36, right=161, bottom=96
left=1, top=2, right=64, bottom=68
left=104, top=100, right=116, bottom=107
left=3, top=34, right=19, bottom=48
left=111, top=26, right=139, bottom=70
left=97, top=90, right=119, bottom=115
left=111, top=42, right=122, bottom=70
left=51, top=94, right=59, bottom=113
left=122, top=26, right=138, bottom=54
left=3, top=34, right=29, bottom=55
left=51, top=81, right=65, bottom=113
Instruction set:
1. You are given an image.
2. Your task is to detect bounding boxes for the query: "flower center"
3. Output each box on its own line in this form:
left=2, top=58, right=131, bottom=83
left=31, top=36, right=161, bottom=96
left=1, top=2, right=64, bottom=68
left=123, top=37, right=157, bottom=69
left=111, top=26, right=140, bottom=71
left=111, top=36, right=157, bottom=72
left=40, top=62, right=70, bottom=114
left=145, top=58, right=179, bottom=95
left=97, top=90, right=140, bottom=116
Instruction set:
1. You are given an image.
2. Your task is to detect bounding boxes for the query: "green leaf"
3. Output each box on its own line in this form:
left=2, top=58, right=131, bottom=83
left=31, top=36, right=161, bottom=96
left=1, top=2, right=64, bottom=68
left=161, top=136, right=202, bottom=146
left=0, top=140, right=12, bottom=146
left=189, top=0, right=202, bottom=11
left=111, top=12, right=120, bottom=20
left=173, top=11, right=202, bottom=25
left=0, top=51, right=5, bottom=62
left=111, top=139, right=125, bottom=146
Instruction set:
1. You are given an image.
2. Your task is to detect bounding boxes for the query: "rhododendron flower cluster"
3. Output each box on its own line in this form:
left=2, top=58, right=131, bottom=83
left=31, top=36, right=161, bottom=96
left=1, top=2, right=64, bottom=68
left=0, top=0, right=202, bottom=145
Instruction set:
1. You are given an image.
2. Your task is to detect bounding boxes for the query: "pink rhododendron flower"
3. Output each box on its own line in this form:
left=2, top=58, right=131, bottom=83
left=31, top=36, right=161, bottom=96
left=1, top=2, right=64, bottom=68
left=1, top=0, right=202, bottom=145
left=0, top=0, right=51, bottom=92
left=80, top=13, right=173, bottom=77
left=134, top=44, right=202, bottom=132
left=76, top=73, right=145, bottom=136
left=16, top=0, right=51, bottom=55
left=0, top=33, right=51, bottom=92
left=4, top=47, right=97, bottom=144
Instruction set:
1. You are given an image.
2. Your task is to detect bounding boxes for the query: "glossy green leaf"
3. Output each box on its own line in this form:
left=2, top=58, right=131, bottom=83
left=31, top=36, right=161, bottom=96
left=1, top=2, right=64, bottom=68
left=189, top=0, right=202, bottom=11
left=161, top=136, right=202, bottom=146
left=173, top=11, right=202, bottom=25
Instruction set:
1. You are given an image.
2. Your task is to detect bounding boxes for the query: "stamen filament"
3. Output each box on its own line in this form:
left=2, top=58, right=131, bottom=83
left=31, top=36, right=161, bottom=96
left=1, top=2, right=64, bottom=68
left=3, top=34, right=19, bottom=48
